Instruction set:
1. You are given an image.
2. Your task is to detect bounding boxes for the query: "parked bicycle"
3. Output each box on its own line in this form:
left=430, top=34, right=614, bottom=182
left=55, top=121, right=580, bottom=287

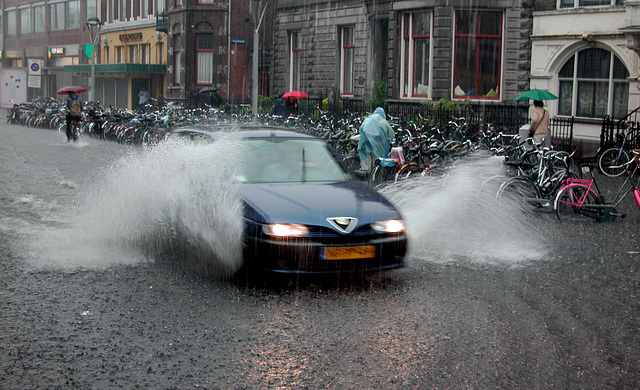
left=555, top=152, right=640, bottom=222
left=496, top=148, right=578, bottom=212
left=597, top=123, right=639, bottom=177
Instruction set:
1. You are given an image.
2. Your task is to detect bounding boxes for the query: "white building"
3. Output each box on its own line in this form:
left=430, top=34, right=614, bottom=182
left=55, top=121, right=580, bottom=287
left=531, top=0, right=637, bottom=154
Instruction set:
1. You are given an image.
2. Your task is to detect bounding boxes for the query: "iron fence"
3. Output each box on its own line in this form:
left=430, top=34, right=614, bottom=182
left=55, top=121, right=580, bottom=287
left=600, top=107, right=640, bottom=152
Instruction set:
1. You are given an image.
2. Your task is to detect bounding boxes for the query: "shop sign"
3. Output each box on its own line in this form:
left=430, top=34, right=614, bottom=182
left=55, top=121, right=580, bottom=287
left=48, top=47, right=65, bottom=58
left=119, top=32, right=143, bottom=43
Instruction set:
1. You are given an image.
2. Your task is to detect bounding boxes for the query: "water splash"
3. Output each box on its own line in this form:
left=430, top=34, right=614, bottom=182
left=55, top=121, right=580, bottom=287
left=29, top=136, right=246, bottom=275
left=380, top=156, right=547, bottom=266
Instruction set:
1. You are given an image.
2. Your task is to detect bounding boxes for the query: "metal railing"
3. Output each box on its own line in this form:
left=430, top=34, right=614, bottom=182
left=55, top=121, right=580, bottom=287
left=600, top=107, right=640, bottom=151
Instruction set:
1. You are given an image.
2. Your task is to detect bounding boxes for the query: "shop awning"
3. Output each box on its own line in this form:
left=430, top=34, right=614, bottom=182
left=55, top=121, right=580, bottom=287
left=64, top=63, right=167, bottom=74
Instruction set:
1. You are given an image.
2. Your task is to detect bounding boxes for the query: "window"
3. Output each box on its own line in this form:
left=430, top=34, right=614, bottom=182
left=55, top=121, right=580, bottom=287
left=20, top=7, right=32, bottom=35
left=34, top=5, right=45, bottom=33
left=401, top=11, right=431, bottom=99
left=196, top=33, right=214, bottom=84
left=558, top=48, right=629, bottom=119
left=559, top=0, right=616, bottom=7
left=175, top=0, right=183, bottom=6
left=67, top=0, right=80, bottom=28
left=198, top=0, right=215, bottom=3
left=140, top=0, right=149, bottom=17
left=173, top=31, right=182, bottom=85
left=6, top=10, right=16, bottom=35
left=129, top=45, right=137, bottom=63
left=140, top=44, right=150, bottom=64
left=86, top=0, right=97, bottom=19
left=340, top=26, right=355, bottom=96
left=453, top=10, right=502, bottom=100
left=50, top=0, right=80, bottom=30
left=116, top=46, right=124, bottom=62
left=289, top=32, right=301, bottom=91
left=157, top=42, right=164, bottom=64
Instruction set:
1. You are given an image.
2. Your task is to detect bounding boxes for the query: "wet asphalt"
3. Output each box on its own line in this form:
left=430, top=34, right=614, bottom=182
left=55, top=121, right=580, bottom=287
left=1, top=120, right=639, bottom=389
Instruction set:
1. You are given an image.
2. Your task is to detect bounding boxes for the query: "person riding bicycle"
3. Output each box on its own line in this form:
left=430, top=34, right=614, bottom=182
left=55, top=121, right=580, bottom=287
left=66, top=92, right=84, bottom=142
left=357, top=107, right=394, bottom=171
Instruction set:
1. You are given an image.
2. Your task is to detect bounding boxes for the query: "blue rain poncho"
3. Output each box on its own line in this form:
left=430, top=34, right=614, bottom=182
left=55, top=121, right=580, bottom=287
left=357, top=107, right=394, bottom=170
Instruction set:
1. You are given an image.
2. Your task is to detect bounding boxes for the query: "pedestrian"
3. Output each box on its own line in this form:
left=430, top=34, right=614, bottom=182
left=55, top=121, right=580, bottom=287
left=357, top=107, right=394, bottom=171
left=211, top=91, right=222, bottom=108
left=285, top=97, right=298, bottom=116
left=138, top=87, right=150, bottom=110
left=273, top=92, right=286, bottom=116
left=529, top=100, right=550, bottom=148
left=66, top=92, right=84, bottom=142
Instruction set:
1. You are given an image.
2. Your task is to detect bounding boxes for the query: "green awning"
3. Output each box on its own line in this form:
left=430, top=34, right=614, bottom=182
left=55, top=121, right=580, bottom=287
left=64, top=63, right=167, bottom=74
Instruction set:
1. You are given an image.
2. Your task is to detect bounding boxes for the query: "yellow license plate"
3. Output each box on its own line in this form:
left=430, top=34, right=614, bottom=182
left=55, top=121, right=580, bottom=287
left=321, top=245, right=376, bottom=260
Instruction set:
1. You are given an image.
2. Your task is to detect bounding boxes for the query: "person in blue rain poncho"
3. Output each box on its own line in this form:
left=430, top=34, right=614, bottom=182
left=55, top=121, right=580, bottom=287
left=357, top=107, right=394, bottom=171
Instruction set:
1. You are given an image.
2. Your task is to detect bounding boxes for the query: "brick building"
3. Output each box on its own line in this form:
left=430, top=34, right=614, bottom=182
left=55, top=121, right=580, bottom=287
left=272, top=0, right=534, bottom=103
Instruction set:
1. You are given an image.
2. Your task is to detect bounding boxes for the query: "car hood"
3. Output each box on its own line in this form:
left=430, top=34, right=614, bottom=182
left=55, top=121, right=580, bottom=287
left=238, top=181, right=402, bottom=228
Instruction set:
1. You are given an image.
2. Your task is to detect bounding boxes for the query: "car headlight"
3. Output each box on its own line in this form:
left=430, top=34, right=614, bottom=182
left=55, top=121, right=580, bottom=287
left=263, top=223, right=309, bottom=237
left=371, top=219, right=405, bottom=234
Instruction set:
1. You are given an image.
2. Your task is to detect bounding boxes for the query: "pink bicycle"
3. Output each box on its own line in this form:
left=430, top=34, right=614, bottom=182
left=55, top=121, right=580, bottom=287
left=554, top=152, right=640, bottom=222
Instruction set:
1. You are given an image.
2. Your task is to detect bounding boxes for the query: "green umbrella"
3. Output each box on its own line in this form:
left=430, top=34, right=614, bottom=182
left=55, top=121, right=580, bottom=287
left=514, top=89, right=558, bottom=101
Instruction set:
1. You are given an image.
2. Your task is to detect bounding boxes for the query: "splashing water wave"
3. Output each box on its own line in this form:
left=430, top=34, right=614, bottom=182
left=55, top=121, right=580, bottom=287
left=380, top=156, right=547, bottom=266
left=29, top=136, right=245, bottom=275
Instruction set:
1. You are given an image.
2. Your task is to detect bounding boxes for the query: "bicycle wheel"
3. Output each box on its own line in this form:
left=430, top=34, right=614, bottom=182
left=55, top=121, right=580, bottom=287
left=369, top=164, right=397, bottom=189
left=394, top=163, right=420, bottom=182
left=555, top=184, right=600, bottom=222
left=598, top=148, right=630, bottom=177
left=496, top=177, right=541, bottom=210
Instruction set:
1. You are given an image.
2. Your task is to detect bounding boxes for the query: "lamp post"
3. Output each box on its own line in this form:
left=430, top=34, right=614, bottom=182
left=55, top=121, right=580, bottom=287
left=86, top=17, right=102, bottom=102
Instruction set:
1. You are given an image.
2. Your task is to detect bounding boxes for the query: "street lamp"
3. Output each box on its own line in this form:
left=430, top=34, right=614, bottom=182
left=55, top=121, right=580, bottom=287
left=86, top=17, right=102, bottom=102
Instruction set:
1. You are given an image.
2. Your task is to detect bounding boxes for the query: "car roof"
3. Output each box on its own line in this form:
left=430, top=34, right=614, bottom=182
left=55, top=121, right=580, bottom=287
left=167, top=124, right=318, bottom=141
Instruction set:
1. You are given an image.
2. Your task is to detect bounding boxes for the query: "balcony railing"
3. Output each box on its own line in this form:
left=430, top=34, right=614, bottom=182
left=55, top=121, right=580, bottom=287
left=156, top=12, right=168, bottom=33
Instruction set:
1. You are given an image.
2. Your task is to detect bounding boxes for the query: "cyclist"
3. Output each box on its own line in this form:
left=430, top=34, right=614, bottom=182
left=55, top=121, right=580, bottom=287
left=66, top=92, right=84, bottom=142
left=357, top=107, right=394, bottom=171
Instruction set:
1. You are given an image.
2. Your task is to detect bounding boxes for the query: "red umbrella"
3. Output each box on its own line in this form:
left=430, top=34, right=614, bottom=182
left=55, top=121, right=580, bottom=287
left=57, top=86, right=87, bottom=95
left=282, top=91, right=308, bottom=99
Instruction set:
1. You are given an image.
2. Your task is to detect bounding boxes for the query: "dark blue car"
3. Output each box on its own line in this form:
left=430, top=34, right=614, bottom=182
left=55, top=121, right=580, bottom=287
left=168, top=125, right=407, bottom=275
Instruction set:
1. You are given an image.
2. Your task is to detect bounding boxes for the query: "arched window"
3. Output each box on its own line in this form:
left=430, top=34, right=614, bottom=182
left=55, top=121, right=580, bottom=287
left=558, top=48, right=629, bottom=119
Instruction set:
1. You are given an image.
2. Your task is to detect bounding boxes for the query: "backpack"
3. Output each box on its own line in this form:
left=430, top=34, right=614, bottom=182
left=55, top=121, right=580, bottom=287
left=70, top=98, right=81, bottom=116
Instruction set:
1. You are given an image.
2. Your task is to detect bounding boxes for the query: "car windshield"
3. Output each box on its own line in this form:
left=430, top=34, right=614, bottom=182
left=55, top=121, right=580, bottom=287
left=239, top=138, right=352, bottom=183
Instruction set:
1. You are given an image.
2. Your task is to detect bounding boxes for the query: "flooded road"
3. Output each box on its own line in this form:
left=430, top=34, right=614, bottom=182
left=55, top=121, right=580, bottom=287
left=1, top=122, right=639, bottom=389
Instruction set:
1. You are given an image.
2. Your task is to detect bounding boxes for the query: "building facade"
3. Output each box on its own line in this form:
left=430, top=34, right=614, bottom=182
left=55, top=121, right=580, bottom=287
left=531, top=0, right=636, bottom=153
left=163, top=0, right=274, bottom=104
left=273, top=0, right=534, bottom=104
left=1, top=0, right=96, bottom=100
left=0, top=0, right=271, bottom=108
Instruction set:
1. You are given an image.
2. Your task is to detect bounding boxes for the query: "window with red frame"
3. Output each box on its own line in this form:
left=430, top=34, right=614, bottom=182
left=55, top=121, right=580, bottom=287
left=196, top=33, right=214, bottom=84
left=173, top=32, right=182, bottom=85
left=340, top=26, right=354, bottom=96
left=401, top=11, right=431, bottom=99
left=453, top=10, right=502, bottom=100
left=289, top=32, right=301, bottom=91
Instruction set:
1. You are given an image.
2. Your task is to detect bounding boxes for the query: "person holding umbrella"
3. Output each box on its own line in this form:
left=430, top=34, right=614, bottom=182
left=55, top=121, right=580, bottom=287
left=515, top=89, right=557, bottom=149
left=529, top=100, right=550, bottom=148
